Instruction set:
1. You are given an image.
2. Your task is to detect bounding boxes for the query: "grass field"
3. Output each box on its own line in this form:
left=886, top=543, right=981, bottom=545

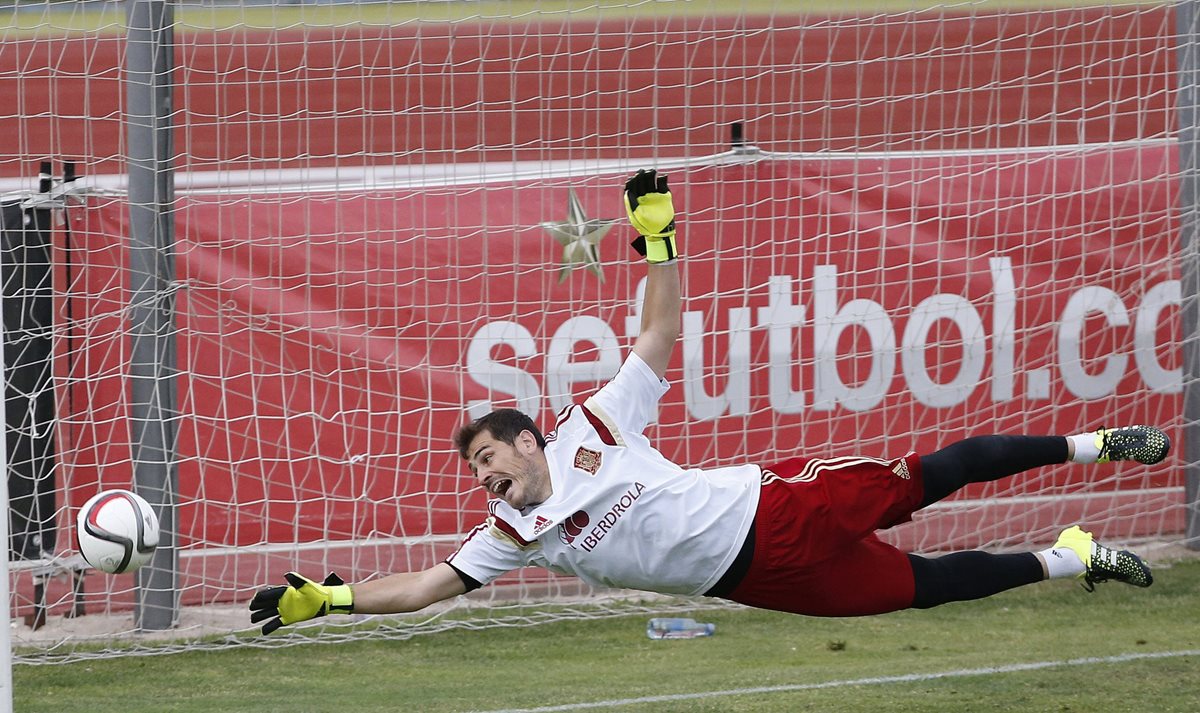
left=16, top=558, right=1200, bottom=712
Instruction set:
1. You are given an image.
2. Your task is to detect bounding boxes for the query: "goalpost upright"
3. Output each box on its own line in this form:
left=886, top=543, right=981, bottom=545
left=126, top=0, right=179, bottom=630
left=1178, top=0, right=1200, bottom=551
left=0, top=290, right=11, bottom=713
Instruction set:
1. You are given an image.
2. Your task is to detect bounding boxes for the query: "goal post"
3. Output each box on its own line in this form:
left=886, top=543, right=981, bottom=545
left=0, top=280, right=11, bottom=713
left=1177, top=0, right=1200, bottom=551
left=126, top=0, right=180, bottom=633
left=0, top=1, right=1191, bottom=663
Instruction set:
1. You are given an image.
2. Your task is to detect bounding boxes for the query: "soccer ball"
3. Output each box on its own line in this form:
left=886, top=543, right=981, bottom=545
left=76, top=490, right=160, bottom=574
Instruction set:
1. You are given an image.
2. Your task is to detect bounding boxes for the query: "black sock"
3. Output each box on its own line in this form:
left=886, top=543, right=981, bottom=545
left=908, top=551, right=1044, bottom=609
left=919, top=435, right=1068, bottom=508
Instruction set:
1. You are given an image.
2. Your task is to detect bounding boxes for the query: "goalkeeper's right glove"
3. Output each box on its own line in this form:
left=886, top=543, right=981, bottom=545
left=249, top=571, right=354, bottom=635
left=624, top=169, right=678, bottom=264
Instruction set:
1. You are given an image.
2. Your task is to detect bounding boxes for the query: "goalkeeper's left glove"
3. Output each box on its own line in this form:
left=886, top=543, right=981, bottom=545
left=249, top=571, right=354, bottom=635
left=624, top=169, right=678, bottom=264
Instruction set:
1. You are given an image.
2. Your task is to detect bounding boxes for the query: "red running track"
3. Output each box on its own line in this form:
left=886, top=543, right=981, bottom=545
left=0, top=7, right=1177, bottom=178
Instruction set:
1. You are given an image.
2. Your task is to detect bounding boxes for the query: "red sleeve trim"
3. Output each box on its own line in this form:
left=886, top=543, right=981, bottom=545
left=449, top=522, right=487, bottom=555
left=491, top=514, right=534, bottom=547
left=580, top=404, right=618, bottom=446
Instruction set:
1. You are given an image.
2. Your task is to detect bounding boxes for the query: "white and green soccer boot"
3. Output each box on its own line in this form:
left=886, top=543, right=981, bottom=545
left=1094, top=426, right=1170, bottom=465
left=1055, top=525, right=1153, bottom=592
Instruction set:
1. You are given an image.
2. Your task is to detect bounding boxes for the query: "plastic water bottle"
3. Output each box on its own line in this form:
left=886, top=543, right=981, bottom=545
left=646, top=617, right=716, bottom=639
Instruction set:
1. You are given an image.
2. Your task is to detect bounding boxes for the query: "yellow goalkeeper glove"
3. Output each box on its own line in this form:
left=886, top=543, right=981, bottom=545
left=249, top=571, right=354, bottom=635
left=624, top=169, right=678, bottom=264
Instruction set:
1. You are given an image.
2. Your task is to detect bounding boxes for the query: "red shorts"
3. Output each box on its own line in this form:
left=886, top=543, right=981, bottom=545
left=725, top=453, right=924, bottom=617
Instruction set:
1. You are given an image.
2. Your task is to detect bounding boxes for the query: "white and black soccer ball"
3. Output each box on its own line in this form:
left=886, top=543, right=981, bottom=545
left=76, top=490, right=160, bottom=574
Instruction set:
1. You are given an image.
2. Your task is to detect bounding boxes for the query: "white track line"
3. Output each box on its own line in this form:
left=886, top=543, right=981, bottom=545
left=474, top=649, right=1200, bottom=713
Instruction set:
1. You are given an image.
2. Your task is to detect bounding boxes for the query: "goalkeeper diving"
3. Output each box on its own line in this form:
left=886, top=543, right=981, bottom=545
left=250, top=169, right=1168, bottom=635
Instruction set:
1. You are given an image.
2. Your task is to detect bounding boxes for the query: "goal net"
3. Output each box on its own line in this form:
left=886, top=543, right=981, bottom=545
left=0, top=1, right=1186, bottom=662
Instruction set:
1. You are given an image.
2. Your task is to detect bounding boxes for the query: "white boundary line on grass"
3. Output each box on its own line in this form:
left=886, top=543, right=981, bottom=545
left=473, top=649, right=1200, bottom=713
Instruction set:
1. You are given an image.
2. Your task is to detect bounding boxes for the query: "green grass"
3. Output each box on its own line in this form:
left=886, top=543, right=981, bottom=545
left=1, top=0, right=1170, bottom=38
left=15, top=558, right=1200, bottom=712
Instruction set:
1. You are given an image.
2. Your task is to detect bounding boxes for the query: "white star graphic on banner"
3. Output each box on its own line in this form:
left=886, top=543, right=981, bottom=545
left=540, top=189, right=616, bottom=283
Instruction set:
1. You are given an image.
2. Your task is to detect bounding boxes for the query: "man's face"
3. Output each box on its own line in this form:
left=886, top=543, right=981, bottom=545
left=466, top=429, right=552, bottom=510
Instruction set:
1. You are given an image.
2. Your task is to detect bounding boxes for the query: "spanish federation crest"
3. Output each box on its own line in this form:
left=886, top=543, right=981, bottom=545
left=573, top=446, right=602, bottom=475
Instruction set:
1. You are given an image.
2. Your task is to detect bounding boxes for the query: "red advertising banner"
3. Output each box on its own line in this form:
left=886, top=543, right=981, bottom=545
left=64, top=143, right=1180, bottom=565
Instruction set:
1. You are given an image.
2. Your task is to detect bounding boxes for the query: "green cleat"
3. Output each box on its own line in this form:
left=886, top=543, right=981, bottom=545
left=1094, top=425, right=1170, bottom=465
left=1055, top=525, right=1153, bottom=592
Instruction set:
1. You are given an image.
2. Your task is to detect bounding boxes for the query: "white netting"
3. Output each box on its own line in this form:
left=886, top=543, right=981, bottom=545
left=0, top=1, right=1186, bottom=662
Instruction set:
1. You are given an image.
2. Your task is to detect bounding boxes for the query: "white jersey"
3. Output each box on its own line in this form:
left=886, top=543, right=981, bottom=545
left=447, top=353, right=761, bottom=596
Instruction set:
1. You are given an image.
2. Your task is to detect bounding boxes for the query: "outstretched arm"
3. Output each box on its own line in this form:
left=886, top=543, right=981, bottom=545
left=352, top=562, right=466, bottom=614
left=625, top=169, right=681, bottom=380
left=633, top=262, right=680, bottom=380
left=249, top=562, right=466, bottom=635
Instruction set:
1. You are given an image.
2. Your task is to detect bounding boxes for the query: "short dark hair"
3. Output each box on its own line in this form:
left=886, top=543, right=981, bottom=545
left=454, top=408, right=546, bottom=460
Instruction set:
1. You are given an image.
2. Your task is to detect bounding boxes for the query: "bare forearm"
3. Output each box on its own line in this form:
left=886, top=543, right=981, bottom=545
left=350, top=564, right=466, bottom=614
left=634, top=260, right=681, bottom=378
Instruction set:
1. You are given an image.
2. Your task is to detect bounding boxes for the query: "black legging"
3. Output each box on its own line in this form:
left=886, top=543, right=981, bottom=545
left=908, top=435, right=1069, bottom=609
left=908, top=551, right=1046, bottom=609
left=918, top=435, right=1068, bottom=508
